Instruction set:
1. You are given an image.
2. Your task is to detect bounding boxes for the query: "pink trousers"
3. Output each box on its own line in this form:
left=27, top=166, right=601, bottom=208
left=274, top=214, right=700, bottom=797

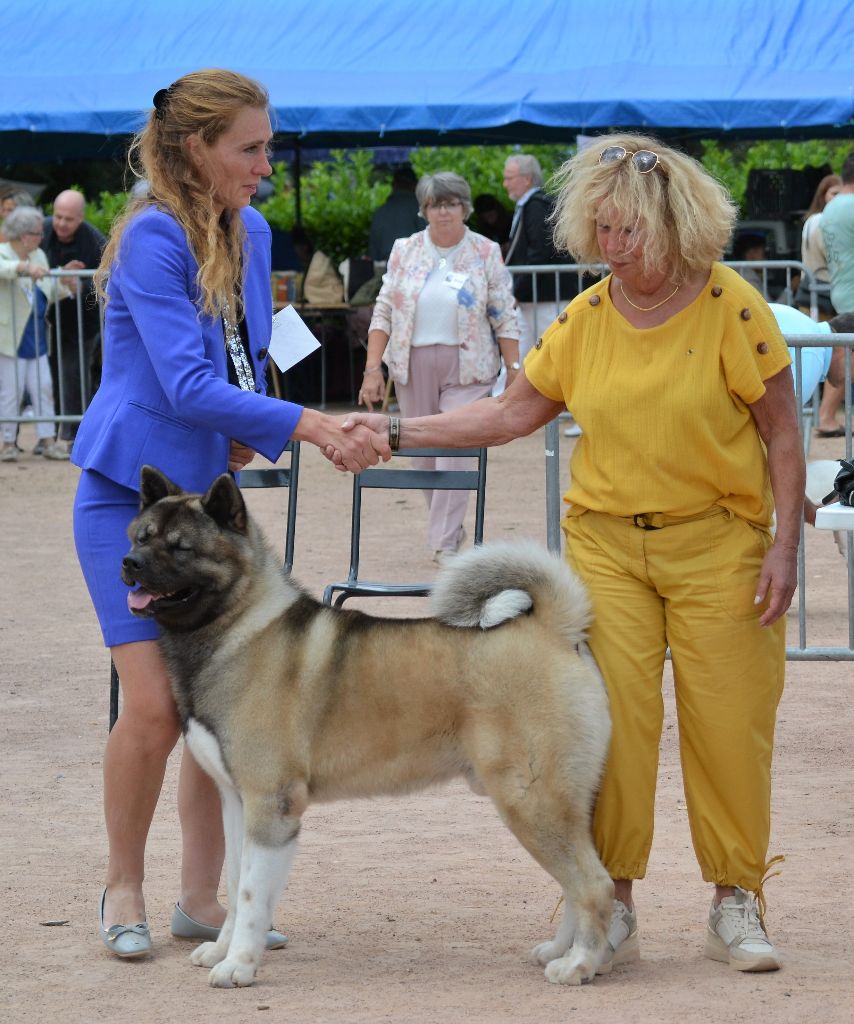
left=394, top=345, right=493, bottom=553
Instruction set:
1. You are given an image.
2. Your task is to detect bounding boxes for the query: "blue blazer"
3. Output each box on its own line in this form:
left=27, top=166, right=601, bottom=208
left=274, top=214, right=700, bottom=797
left=72, top=206, right=303, bottom=494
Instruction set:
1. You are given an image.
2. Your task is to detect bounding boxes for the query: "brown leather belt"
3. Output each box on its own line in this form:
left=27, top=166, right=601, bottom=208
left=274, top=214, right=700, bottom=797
left=629, top=507, right=726, bottom=531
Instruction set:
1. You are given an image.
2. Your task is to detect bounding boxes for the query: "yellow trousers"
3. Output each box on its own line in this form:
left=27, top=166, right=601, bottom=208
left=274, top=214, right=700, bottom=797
left=563, top=507, right=785, bottom=891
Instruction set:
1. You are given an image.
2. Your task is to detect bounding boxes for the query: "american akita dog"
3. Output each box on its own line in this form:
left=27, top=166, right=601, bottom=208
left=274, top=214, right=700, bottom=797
left=121, top=467, right=613, bottom=988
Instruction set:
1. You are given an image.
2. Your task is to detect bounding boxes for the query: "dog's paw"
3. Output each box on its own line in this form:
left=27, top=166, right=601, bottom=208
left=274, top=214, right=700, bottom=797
left=530, top=939, right=568, bottom=966
left=190, top=940, right=228, bottom=968
left=208, top=956, right=258, bottom=988
left=544, top=953, right=596, bottom=986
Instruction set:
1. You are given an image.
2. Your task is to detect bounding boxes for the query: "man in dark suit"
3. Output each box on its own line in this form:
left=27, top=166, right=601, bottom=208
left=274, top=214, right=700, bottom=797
left=502, top=155, right=581, bottom=430
left=42, top=190, right=106, bottom=445
left=368, top=165, right=421, bottom=265
left=503, top=155, right=577, bottom=360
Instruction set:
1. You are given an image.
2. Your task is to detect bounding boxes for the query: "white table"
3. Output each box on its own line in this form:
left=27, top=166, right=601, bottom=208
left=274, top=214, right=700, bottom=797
left=815, top=502, right=854, bottom=530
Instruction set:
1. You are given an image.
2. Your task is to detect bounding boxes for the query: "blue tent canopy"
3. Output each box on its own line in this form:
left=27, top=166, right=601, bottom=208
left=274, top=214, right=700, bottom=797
left=1, top=0, right=852, bottom=159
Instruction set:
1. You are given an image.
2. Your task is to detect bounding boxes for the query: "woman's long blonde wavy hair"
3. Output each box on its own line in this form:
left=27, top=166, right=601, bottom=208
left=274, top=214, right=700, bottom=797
left=95, top=68, right=269, bottom=323
left=550, top=133, right=737, bottom=284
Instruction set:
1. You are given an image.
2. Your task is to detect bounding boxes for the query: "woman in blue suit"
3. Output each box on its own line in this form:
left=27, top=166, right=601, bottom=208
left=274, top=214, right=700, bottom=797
left=73, top=69, right=387, bottom=958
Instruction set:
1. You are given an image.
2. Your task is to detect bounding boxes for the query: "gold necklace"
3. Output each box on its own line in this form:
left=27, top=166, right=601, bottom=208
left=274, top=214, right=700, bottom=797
left=619, top=281, right=680, bottom=312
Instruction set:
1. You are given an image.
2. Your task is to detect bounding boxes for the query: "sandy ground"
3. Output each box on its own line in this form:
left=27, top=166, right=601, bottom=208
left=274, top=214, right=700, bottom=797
left=1, top=416, right=853, bottom=1024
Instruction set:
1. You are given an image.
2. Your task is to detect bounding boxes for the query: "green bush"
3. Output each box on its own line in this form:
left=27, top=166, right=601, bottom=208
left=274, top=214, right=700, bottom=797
left=83, top=189, right=129, bottom=236
left=78, top=139, right=854, bottom=259
left=257, top=143, right=574, bottom=263
left=258, top=150, right=390, bottom=266
left=409, top=143, right=574, bottom=206
left=700, top=139, right=850, bottom=211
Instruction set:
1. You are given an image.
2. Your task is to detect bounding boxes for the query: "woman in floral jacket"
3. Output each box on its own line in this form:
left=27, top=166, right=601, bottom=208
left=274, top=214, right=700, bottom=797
left=361, top=171, right=520, bottom=562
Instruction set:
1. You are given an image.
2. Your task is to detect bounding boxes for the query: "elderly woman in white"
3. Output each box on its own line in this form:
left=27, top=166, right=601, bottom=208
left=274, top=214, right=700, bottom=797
left=359, top=171, right=520, bottom=562
left=0, top=206, right=70, bottom=461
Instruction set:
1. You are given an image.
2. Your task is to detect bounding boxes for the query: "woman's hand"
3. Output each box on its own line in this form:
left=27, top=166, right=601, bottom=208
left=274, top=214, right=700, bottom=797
left=324, top=417, right=390, bottom=473
left=295, top=408, right=390, bottom=474
left=228, top=440, right=256, bottom=472
left=754, top=541, right=798, bottom=627
left=26, top=263, right=48, bottom=281
left=341, top=412, right=391, bottom=441
left=358, top=366, right=386, bottom=411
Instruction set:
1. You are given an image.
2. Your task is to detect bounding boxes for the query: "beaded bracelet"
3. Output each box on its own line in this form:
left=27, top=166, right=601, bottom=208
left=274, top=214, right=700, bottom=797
left=363, top=365, right=382, bottom=375
left=388, top=416, right=401, bottom=452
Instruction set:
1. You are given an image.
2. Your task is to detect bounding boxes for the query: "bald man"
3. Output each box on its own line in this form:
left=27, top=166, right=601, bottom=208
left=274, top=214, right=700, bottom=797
left=43, top=190, right=106, bottom=446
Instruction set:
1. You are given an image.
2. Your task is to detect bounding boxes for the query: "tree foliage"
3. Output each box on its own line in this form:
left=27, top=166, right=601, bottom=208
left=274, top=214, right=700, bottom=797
left=256, top=144, right=575, bottom=263
left=409, top=144, right=574, bottom=204
left=699, top=139, right=850, bottom=210
left=82, top=189, right=130, bottom=236
left=79, top=139, right=854, bottom=263
left=258, top=150, right=392, bottom=266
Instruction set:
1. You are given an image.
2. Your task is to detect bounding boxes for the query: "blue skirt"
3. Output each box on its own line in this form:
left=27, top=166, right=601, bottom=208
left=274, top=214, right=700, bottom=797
left=73, top=469, right=160, bottom=648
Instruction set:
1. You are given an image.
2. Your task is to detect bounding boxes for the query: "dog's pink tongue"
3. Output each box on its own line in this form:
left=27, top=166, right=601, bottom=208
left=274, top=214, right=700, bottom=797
left=127, top=588, right=158, bottom=612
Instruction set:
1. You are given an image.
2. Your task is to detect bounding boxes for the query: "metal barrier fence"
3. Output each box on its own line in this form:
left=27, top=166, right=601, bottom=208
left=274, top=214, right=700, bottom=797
left=508, top=261, right=854, bottom=661
left=2, top=268, right=102, bottom=438
left=5, top=262, right=852, bottom=657
left=3, top=260, right=824, bottom=433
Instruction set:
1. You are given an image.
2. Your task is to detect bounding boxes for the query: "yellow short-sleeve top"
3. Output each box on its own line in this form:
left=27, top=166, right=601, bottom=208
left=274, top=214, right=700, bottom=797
left=524, top=263, right=791, bottom=527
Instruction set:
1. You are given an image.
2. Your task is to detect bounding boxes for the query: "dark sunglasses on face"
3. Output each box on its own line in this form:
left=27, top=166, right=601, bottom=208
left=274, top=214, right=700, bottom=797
left=598, top=146, right=664, bottom=175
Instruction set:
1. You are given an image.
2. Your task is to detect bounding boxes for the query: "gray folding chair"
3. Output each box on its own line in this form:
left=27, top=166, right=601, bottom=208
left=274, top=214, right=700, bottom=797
left=322, top=447, right=488, bottom=607
left=109, top=442, right=301, bottom=730
left=238, top=440, right=301, bottom=575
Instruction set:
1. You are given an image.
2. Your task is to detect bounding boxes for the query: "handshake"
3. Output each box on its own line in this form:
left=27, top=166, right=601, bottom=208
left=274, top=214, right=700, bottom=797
left=321, top=412, right=392, bottom=473
left=227, top=413, right=393, bottom=476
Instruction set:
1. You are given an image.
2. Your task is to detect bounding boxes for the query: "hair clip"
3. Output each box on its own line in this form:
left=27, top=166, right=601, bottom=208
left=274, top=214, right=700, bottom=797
left=152, top=85, right=174, bottom=121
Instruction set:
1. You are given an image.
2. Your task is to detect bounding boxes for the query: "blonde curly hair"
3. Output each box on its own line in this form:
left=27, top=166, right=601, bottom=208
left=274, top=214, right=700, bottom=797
left=96, top=68, right=269, bottom=323
left=550, top=133, right=737, bottom=284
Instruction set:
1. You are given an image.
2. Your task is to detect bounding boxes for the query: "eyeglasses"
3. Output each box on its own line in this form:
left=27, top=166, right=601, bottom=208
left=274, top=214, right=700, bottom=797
left=428, top=200, right=463, bottom=212
left=598, top=146, right=664, bottom=175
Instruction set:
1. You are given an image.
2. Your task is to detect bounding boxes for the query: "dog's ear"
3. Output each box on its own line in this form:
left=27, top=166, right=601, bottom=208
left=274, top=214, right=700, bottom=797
left=201, top=473, right=247, bottom=533
left=139, top=466, right=183, bottom=510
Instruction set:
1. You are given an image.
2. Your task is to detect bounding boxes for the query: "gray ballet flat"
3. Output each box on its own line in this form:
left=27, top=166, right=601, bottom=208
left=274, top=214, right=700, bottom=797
left=98, top=888, right=151, bottom=958
left=170, top=902, right=288, bottom=950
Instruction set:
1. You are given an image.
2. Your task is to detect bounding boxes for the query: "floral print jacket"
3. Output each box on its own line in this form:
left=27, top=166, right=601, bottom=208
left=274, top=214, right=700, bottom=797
left=369, top=228, right=520, bottom=386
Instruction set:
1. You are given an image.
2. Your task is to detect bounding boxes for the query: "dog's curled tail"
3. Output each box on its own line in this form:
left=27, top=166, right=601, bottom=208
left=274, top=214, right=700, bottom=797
left=430, top=540, right=590, bottom=646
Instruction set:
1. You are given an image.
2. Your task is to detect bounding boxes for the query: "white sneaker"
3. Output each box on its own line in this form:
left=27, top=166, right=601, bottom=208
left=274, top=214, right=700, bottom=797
left=704, top=888, right=781, bottom=972
left=596, top=899, right=640, bottom=974
left=42, top=441, right=71, bottom=461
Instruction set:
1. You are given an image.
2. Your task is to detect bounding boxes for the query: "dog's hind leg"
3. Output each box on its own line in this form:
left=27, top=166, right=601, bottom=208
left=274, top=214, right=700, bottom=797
left=484, top=779, right=612, bottom=986
left=538, top=840, right=612, bottom=986
left=190, top=781, right=243, bottom=969
left=207, top=790, right=303, bottom=989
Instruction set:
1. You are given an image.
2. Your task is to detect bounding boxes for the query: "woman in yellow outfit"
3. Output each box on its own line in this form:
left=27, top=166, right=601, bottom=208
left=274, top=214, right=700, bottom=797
left=341, top=133, right=803, bottom=976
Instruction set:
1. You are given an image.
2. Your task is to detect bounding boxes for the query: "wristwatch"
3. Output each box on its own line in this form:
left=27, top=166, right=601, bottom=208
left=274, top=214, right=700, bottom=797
left=509, top=361, right=521, bottom=371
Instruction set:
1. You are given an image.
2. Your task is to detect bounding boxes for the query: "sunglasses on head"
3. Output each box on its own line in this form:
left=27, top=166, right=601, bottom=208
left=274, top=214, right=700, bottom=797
left=598, top=146, right=664, bottom=175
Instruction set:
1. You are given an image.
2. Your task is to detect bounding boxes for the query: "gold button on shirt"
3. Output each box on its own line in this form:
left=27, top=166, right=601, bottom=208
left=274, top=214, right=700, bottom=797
left=524, top=263, right=791, bottom=528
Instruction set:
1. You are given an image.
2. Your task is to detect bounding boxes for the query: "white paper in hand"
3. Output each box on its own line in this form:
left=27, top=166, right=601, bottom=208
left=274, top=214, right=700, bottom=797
left=268, top=305, right=320, bottom=373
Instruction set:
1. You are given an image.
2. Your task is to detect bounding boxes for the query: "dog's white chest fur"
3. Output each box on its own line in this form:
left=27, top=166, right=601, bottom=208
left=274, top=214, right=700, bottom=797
left=185, top=718, right=235, bottom=791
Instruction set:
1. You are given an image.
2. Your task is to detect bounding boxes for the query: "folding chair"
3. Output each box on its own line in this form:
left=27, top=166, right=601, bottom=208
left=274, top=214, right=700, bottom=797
left=108, top=442, right=301, bottom=730
left=322, top=447, right=488, bottom=608
left=238, top=440, right=301, bottom=575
